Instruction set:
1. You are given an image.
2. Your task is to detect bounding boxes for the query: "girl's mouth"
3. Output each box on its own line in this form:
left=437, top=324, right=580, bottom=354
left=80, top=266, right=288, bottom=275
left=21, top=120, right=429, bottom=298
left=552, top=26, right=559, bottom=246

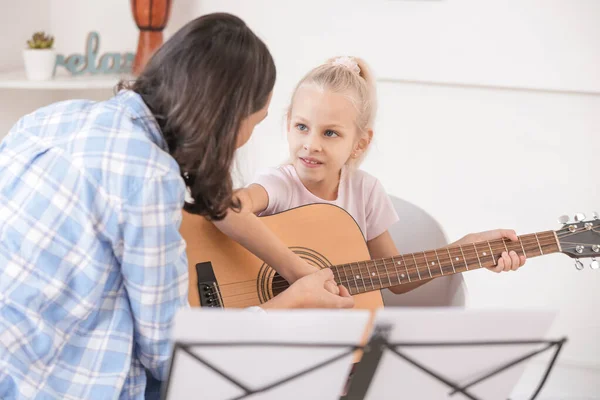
left=299, top=157, right=323, bottom=168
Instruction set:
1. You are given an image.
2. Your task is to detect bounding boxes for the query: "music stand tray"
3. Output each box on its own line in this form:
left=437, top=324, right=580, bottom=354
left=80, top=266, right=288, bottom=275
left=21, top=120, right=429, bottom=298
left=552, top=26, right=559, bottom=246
left=344, top=308, right=562, bottom=400
left=161, top=308, right=371, bottom=400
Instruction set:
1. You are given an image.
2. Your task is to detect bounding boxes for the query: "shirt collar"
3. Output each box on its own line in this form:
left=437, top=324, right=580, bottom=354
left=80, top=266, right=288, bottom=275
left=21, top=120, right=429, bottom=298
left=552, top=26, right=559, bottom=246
left=115, top=89, right=169, bottom=153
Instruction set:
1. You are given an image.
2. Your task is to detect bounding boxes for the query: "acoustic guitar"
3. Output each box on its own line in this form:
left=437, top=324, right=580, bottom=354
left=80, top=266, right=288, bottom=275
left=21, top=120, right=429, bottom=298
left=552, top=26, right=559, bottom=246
left=180, top=204, right=600, bottom=309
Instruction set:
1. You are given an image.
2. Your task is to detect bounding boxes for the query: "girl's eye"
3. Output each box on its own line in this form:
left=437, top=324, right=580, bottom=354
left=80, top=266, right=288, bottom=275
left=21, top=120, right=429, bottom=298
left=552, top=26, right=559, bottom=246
left=296, top=123, right=308, bottom=131
left=324, top=130, right=339, bottom=138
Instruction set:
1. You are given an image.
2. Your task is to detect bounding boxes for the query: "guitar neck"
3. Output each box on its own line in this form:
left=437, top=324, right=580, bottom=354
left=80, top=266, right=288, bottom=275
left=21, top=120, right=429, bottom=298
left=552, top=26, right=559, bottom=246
left=330, top=231, right=560, bottom=296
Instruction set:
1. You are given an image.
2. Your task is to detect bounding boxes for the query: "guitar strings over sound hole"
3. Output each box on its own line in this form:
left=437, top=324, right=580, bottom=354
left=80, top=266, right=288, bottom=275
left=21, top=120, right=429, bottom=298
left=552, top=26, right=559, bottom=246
left=257, top=247, right=333, bottom=303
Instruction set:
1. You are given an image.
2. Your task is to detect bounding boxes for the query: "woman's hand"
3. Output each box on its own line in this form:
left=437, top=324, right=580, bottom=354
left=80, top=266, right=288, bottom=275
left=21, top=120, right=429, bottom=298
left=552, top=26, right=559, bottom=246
left=261, top=268, right=355, bottom=309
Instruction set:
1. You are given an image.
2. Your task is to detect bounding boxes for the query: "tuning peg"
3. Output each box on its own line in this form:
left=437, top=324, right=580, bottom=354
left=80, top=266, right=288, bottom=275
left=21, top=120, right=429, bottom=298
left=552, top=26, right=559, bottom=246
left=593, top=212, right=599, bottom=220
left=593, top=245, right=600, bottom=253
left=558, top=215, right=570, bottom=225
left=575, top=260, right=584, bottom=270
left=591, top=258, right=599, bottom=270
left=574, top=213, right=586, bottom=222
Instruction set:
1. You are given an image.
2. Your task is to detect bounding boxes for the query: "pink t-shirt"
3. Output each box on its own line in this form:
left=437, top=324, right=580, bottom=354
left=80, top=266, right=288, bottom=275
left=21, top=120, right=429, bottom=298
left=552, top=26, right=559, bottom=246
left=253, top=165, right=399, bottom=241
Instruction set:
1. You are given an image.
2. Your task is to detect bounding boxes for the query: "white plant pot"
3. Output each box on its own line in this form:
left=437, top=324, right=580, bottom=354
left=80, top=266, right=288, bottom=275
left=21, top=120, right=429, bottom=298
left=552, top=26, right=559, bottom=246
left=23, top=49, right=56, bottom=81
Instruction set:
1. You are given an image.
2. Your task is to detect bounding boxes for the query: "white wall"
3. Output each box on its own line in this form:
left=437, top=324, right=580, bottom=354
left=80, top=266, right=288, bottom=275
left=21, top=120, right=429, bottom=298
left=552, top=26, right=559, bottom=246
left=0, top=0, right=55, bottom=134
left=1, top=0, right=598, bottom=397
left=0, top=0, right=51, bottom=70
left=0, top=0, right=113, bottom=134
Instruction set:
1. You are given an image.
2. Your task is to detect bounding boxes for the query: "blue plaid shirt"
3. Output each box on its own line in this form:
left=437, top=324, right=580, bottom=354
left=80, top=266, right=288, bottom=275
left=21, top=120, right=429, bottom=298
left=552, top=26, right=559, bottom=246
left=0, top=91, right=189, bottom=399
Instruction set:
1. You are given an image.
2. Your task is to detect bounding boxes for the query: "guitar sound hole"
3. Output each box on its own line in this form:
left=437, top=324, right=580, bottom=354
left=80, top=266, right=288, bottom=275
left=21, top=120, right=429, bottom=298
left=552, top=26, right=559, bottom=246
left=257, top=247, right=333, bottom=304
left=271, top=273, right=289, bottom=297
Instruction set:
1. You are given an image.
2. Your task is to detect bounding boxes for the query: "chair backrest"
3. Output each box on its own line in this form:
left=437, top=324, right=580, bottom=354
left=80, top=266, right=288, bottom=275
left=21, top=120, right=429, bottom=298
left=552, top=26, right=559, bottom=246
left=381, top=196, right=467, bottom=307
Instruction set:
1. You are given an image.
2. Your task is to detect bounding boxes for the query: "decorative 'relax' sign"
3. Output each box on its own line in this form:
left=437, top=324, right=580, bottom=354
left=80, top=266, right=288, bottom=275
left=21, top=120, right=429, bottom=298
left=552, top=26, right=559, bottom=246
left=55, top=31, right=134, bottom=75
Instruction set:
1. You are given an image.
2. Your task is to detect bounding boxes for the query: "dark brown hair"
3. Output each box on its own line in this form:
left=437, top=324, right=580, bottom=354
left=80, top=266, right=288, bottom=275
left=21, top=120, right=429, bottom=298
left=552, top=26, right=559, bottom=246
left=118, top=13, right=276, bottom=220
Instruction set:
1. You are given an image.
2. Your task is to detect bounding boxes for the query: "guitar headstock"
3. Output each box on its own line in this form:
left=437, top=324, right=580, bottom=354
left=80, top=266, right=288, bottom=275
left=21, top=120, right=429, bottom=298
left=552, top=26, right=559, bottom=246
left=555, top=212, right=600, bottom=270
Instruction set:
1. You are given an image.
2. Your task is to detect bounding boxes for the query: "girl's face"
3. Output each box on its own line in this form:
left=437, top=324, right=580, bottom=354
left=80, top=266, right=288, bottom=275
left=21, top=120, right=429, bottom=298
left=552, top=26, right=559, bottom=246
left=287, top=85, right=369, bottom=189
left=236, top=92, right=272, bottom=149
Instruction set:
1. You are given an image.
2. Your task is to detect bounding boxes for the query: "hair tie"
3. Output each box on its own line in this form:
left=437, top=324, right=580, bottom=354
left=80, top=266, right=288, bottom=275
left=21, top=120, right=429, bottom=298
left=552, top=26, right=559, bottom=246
left=331, top=56, right=361, bottom=75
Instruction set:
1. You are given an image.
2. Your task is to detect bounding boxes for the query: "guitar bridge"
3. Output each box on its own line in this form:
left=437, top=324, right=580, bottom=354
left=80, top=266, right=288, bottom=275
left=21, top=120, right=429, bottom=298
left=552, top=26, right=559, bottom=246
left=196, top=262, right=223, bottom=308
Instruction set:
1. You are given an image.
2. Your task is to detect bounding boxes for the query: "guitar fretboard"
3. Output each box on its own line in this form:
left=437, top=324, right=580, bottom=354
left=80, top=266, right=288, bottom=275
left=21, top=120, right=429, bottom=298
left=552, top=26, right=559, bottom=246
left=330, top=231, right=560, bottom=296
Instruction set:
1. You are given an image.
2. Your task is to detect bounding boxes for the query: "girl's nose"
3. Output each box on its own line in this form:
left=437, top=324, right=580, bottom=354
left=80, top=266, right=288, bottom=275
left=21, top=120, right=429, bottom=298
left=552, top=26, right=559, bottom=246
left=304, top=134, right=322, bottom=152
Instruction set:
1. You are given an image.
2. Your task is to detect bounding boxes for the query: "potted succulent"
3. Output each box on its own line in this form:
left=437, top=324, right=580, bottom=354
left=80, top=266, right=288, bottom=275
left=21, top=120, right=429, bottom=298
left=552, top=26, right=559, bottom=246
left=23, top=32, right=56, bottom=81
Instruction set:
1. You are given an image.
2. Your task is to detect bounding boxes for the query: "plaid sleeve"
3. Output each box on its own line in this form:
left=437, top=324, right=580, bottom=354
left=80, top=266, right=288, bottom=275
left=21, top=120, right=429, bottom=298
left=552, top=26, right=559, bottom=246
left=120, top=173, right=189, bottom=381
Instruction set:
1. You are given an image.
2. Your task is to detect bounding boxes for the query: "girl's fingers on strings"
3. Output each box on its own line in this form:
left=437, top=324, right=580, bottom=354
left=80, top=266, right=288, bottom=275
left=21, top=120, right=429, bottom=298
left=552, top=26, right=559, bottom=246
left=501, top=252, right=512, bottom=272
left=489, top=258, right=504, bottom=273
left=504, top=229, right=519, bottom=241
left=508, top=250, right=520, bottom=271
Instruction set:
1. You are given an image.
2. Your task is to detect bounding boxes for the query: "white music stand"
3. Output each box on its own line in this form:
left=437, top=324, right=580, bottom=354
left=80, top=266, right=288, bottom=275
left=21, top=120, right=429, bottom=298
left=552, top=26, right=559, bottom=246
left=344, top=308, right=563, bottom=400
left=161, top=308, right=371, bottom=400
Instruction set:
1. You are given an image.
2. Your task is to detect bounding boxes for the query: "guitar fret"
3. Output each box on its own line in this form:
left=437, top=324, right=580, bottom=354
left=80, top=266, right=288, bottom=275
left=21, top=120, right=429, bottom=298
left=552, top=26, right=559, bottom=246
left=519, top=239, right=527, bottom=257
left=446, top=248, right=457, bottom=273
left=473, top=243, right=483, bottom=268
left=423, top=252, right=433, bottom=278
left=401, top=255, right=411, bottom=282
left=534, top=233, right=544, bottom=255
left=334, top=268, right=351, bottom=290
left=347, top=265, right=357, bottom=293
left=391, top=256, right=402, bottom=285
left=338, top=264, right=353, bottom=295
left=433, top=249, right=444, bottom=275
left=357, top=262, right=367, bottom=289
left=351, top=262, right=365, bottom=293
left=372, top=260, right=381, bottom=289
left=333, top=267, right=341, bottom=284
left=502, top=239, right=509, bottom=253
left=459, top=245, right=469, bottom=270
left=381, top=259, right=393, bottom=286
left=373, top=260, right=385, bottom=288
left=374, top=261, right=381, bottom=288
left=364, top=261, right=376, bottom=290
left=411, top=254, right=422, bottom=280
left=487, top=241, right=496, bottom=264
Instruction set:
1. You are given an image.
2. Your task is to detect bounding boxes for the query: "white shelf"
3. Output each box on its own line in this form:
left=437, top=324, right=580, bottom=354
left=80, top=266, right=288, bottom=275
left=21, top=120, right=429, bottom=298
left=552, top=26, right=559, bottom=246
left=0, top=70, right=133, bottom=90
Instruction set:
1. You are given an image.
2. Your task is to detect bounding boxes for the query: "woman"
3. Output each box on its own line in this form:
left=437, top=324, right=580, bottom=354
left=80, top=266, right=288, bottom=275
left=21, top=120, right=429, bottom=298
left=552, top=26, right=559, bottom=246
left=0, top=13, right=352, bottom=400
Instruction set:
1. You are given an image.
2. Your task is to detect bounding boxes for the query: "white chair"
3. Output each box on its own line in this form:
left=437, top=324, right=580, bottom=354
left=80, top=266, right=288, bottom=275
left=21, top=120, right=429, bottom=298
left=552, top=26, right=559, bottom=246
left=381, top=196, right=467, bottom=307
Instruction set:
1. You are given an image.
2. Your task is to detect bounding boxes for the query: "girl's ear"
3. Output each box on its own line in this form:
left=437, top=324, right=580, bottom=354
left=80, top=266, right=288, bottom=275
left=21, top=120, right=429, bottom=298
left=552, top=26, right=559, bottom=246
left=353, top=129, right=373, bottom=157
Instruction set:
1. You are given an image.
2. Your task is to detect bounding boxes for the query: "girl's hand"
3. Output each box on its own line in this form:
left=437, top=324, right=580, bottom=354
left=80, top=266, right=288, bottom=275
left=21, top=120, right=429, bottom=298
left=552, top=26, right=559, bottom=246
left=455, top=229, right=526, bottom=273
left=263, top=268, right=355, bottom=309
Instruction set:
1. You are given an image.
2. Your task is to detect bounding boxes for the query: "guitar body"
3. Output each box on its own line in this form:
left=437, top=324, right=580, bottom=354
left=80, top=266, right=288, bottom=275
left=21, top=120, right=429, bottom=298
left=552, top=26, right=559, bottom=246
left=181, top=204, right=384, bottom=310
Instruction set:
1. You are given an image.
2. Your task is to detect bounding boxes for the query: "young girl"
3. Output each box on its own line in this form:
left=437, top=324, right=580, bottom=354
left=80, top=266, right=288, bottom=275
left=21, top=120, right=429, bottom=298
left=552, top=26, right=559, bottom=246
left=215, top=56, right=526, bottom=294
